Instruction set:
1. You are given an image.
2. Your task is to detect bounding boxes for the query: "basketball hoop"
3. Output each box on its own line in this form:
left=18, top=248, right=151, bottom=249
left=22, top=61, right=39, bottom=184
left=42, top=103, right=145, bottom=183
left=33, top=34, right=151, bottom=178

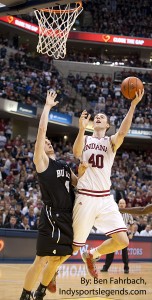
left=34, top=1, right=83, bottom=59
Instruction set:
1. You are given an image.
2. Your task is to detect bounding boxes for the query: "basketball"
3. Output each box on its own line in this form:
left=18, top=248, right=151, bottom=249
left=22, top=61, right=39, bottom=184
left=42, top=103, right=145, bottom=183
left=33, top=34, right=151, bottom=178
left=121, top=77, right=144, bottom=100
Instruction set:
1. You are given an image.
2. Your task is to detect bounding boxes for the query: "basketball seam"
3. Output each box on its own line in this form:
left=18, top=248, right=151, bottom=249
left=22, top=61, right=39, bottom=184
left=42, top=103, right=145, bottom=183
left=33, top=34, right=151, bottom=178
left=128, top=78, right=130, bottom=99
left=136, top=77, right=137, bottom=99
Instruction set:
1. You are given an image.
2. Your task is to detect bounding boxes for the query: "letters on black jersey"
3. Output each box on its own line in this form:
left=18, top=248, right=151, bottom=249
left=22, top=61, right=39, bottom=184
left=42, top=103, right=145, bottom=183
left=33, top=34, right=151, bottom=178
left=56, top=169, right=70, bottom=179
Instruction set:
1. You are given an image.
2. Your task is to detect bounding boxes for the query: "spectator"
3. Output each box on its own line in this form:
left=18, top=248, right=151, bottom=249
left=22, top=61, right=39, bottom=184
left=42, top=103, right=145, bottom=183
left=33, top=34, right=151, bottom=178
left=140, top=224, right=152, bottom=236
left=31, top=216, right=40, bottom=230
left=4, top=215, right=19, bottom=229
left=25, top=205, right=37, bottom=229
left=133, top=223, right=140, bottom=236
left=20, top=216, right=30, bottom=230
left=0, top=131, right=7, bottom=149
left=4, top=206, right=16, bottom=224
left=138, top=216, right=148, bottom=233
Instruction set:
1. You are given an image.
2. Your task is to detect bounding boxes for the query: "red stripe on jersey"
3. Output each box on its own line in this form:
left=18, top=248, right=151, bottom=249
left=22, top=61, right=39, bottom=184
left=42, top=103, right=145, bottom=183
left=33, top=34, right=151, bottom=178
left=79, top=189, right=110, bottom=193
left=78, top=191, right=110, bottom=197
left=73, top=241, right=85, bottom=246
left=105, top=228, right=127, bottom=235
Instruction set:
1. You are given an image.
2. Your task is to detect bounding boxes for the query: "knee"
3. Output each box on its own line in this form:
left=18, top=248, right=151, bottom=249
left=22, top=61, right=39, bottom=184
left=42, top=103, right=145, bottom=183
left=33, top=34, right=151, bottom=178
left=112, top=232, right=129, bottom=249
left=47, top=256, right=60, bottom=266
left=119, top=236, right=129, bottom=249
left=34, top=256, right=48, bottom=269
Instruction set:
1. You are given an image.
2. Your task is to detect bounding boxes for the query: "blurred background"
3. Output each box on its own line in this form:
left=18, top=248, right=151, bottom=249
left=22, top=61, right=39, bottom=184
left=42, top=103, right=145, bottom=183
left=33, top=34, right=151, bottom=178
left=0, top=0, right=151, bottom=263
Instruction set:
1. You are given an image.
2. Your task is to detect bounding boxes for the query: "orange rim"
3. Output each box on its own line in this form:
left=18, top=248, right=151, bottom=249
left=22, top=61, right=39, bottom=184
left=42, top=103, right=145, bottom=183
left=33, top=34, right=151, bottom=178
left=40, top=1, right=82, bottom=13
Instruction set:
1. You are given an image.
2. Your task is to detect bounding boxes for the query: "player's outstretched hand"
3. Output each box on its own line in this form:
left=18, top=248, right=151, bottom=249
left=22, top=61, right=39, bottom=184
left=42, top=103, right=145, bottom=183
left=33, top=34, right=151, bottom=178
left=131, top=89, right=144, bottom=107
left=46, top=89, right=59, bottom=108
left=79, top=110, right=91, bottom=130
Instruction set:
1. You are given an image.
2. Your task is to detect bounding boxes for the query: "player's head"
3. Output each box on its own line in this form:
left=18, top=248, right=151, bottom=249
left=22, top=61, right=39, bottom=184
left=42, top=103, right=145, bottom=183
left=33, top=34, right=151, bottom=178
left=93, top=113, right=110, bottom=132
left=118, top=198, right=126, bottom=209
left=44, top=138, right=55, bottom=156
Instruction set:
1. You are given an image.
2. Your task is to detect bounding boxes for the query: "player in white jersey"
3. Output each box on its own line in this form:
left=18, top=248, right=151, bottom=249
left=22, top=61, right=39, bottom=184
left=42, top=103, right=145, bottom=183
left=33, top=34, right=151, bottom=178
left=77, top=135, right=115, bottom=192
left=72, top=89, right=144, bottom=278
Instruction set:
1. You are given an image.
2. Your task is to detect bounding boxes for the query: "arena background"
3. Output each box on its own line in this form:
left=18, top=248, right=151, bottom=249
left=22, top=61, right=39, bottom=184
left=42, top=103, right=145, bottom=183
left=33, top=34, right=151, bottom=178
left=0, top=1, right=152, bottom=299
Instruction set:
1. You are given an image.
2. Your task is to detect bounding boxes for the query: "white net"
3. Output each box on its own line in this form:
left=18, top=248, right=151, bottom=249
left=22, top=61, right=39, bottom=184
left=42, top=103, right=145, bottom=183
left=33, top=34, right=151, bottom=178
left=34, top=2, right=83, bottom=59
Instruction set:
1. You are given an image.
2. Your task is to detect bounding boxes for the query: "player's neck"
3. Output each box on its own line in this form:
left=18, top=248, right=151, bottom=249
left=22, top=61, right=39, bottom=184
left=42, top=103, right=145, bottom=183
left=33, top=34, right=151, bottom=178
left=49, top=154, right=56, bottom=160
left=92, top=129, right=106, bottom=139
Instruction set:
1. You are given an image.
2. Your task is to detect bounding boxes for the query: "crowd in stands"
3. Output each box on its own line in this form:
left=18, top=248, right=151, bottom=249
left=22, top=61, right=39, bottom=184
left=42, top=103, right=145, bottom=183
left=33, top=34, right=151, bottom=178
left=0, top=123, right=151, bottom=234
left=0, top=41, right=74, bottom=111
left=0, top=41, right=152, bottom=129
left=67, top=72, right=152, bottom=128
left=80, top=0, right=152, bottom=38
left=20, top=0, right=152, bottom=38
left=1, top=33, right=152, bottom=70
left=0, top=1, right=152, bottom=237
left=65, top=51, right=152, bottom=69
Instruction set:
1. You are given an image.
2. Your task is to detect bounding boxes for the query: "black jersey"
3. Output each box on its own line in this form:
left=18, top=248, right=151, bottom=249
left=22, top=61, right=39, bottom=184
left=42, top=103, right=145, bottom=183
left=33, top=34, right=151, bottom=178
left=36, top=158, right=74, bottom=256
left=37, top=158, right=73, bottom=211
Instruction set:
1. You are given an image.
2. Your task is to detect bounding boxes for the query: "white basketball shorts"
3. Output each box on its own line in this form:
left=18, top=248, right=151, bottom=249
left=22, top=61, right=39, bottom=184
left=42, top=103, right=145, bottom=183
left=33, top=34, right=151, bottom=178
left=73, top=193, right=127, bottom=247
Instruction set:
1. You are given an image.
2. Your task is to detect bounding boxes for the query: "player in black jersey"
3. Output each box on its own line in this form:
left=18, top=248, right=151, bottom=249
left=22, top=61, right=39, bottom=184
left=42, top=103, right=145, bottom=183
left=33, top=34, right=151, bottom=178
left=19, top=90, right=78, bottom=300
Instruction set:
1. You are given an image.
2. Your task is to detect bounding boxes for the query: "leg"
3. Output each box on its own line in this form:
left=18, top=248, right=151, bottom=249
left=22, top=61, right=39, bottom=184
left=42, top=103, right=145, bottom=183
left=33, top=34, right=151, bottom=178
left=72, top=194, right=96, bottom=248
left=82, top=232, right=129, bottom=278
left=59, top=254, right=71, bottom=266
left=72, top=245, right=80, bottom=252
left=20, top=256, right=48, bottom=300
left=83, top=197, right=128, bottom=277
left=32, top=256, right=61, bottom=299
left=122, top=247, right=129, bottom=273
left=47, top=255, right=72, bottom=293
left=101, top=252, right=115, bottom=271
left=97, top=232, right=129, bottom=256
left=41, top=256, right=61, bottom=286
left=23, top=256, right=48, bottom=291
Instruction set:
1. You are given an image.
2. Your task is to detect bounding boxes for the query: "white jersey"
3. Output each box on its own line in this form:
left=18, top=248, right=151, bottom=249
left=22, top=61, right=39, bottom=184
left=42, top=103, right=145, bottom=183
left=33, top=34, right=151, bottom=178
left=77, top=135, right=116, bottom=195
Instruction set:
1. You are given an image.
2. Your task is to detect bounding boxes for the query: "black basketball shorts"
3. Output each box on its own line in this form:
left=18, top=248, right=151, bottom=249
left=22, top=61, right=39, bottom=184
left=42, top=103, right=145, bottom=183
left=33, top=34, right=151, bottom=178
left=36, top=206, right=73, bottom=256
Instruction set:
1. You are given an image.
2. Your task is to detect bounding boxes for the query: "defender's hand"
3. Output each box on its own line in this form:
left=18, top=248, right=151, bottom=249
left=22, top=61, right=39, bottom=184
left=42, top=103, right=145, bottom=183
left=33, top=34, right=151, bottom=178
left=46, top=89, right=58, bottom=108
left=79, top=110, right=91, bottom=130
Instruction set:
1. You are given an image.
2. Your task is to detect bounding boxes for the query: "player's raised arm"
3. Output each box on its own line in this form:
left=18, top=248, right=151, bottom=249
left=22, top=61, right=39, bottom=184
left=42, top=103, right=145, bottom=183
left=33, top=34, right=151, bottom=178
left=34, top=90, right=58, bottom=170
left=73, top=110, right=91, bottom=158
left=111, top=89, right=144, bottom=152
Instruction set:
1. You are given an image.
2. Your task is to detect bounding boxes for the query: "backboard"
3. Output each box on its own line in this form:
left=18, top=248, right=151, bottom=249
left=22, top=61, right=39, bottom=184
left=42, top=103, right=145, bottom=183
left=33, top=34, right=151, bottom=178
left=0, top=0, right=77, bottom=16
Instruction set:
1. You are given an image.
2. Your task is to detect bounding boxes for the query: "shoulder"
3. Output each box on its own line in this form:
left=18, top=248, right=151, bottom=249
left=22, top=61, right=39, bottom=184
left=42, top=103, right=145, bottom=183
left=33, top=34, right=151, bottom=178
left=34, top=152, right=49, bottom=173
left=84, top=135, right=89, bottom=143
left=104, top=136, right=115, bottom=152
left=56, top=159, right=70, bottom=171
left=36, top=157, right=55, bottom=174
left=103, top=136, right=109, bottom=140
left=56, top=159, right=67, bottom=167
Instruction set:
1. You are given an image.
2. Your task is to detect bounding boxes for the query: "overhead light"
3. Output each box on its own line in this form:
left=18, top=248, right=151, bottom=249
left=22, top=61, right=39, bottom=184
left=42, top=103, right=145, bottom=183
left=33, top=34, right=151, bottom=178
left=93, top=62, right=100, bottom=65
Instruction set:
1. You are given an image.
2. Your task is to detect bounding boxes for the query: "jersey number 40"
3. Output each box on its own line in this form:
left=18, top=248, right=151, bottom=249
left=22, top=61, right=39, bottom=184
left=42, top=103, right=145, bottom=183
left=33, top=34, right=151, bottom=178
left=88, top=154, right=104, bottom=168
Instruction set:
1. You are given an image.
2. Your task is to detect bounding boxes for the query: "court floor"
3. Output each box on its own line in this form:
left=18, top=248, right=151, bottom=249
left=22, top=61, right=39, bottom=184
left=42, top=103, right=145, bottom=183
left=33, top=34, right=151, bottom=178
left=0, top=262, right=152, bottom=300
